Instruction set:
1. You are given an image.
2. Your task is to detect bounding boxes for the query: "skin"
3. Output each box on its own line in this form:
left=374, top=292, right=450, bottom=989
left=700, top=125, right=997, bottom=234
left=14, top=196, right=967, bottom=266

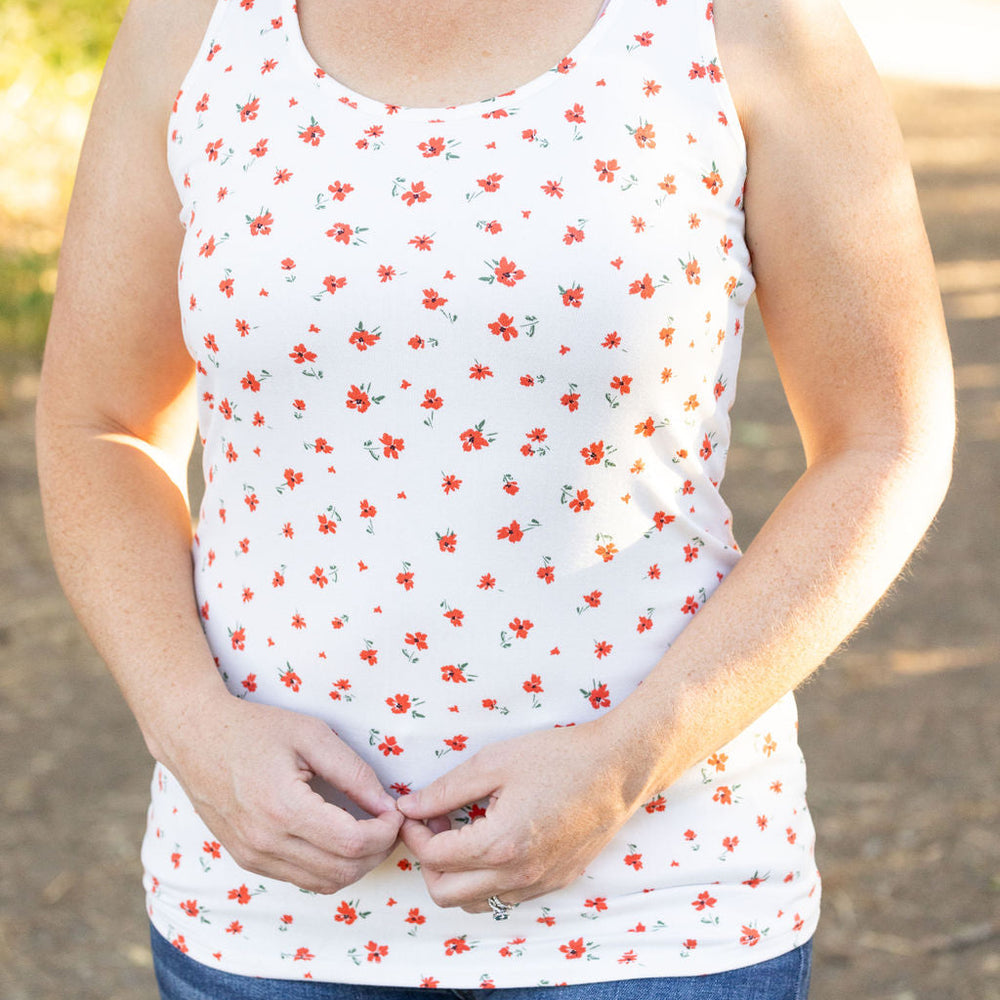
left=36, top=0, right=954, bottom=915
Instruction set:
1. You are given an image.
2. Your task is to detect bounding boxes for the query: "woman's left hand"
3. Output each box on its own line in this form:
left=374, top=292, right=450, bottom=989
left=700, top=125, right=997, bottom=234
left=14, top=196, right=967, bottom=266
left=396, top=719, right=650, bottom=913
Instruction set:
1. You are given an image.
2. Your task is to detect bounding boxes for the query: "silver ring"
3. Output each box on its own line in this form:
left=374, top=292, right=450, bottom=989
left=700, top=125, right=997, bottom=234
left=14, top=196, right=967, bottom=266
left=487, top=895, right=513, bottom=920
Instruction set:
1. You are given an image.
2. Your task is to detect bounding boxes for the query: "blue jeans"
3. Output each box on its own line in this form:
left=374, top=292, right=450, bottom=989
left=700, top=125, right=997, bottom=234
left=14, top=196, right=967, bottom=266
left=150, top=923, right=811, bottom=999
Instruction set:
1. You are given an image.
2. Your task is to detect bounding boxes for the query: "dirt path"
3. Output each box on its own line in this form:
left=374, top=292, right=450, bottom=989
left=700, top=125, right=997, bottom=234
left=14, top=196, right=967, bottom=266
left=1, top=81, right=997, bottom=1000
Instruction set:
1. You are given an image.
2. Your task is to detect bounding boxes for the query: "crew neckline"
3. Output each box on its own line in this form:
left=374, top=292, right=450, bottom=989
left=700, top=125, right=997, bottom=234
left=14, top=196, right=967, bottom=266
left=284, top=0, right=622, bottom=122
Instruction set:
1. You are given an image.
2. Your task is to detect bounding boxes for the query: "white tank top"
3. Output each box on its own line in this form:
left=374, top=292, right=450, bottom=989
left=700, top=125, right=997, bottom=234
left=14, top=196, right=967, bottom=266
left=146, top=0, right=821, bottom=985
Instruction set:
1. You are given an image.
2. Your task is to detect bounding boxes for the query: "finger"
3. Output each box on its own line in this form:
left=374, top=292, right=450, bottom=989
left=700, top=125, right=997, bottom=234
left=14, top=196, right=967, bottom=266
left=395, top=757, right=497, bottom=821
left=400, top=813, right=494, bottom=872
left=285, top=777, right=403, bottom=858
left=241, top=833, right=395, bottom=895
left=421, top=866, right=525, bottom=913
left=427, top=814, right=452, bottom=835
left=296, top=722, right=398, bottom=816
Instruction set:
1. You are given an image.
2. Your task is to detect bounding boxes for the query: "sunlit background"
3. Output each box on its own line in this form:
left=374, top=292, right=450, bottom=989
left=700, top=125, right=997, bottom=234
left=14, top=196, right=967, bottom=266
left=1, top=3, right=997, bottom=999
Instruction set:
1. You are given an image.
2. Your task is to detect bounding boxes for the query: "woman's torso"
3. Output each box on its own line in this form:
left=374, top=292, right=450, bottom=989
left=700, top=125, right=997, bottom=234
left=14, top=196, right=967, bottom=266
left=143, top=0, right=820, bottom=985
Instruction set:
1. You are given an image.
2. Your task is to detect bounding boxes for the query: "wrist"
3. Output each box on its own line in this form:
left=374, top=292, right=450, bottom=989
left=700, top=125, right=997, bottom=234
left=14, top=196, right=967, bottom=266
left=136, top=667, right=235, bottom=770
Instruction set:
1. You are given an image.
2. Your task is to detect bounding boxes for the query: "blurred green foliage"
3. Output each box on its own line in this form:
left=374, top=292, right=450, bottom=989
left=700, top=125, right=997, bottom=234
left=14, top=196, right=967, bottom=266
left=1, top=0, right=127, bottom=368
left=2, top=0, right=127, bottom=85
left=0, top=250, right=59, bottom=363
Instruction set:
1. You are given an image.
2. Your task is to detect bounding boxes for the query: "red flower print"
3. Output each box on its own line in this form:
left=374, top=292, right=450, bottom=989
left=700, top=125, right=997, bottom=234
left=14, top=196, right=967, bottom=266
left=364, top=941, right=388, bottom=962
left=624, top=853, right=643, bottom=870
left=443, top=734, right=468, bottom=751
left=418, top=136, right=445, bottom=157
left=594, top=158, right=619, bottom=183
left=405, top=632, right=428, bottom=650
left=702, top=167, right=723, bottom=194
left=509, top=617, right=534, bottom=638
left=488, top=312, right=518, bottom=341
left=523, top=674, right=543, bottom=693
left=493, top=256, right=525, bottom=286
left=180, top=899, right=200, bottom=918
left=497, top=520, right=524, bottom=543
left=681, top=596, right=699, bottom=615
left=541, top=179, right=565, bottom=198
left=378, top=735, right=403, bottom=756
left=565, top=103, right=586, bottom=123
left=237, top=95, right=260, bottom=122
left=477, top=172, right=503, bottom=192
left=322, top=274, right=346, bottom=295
left=422, top=287, right=447, bottom=309
left=568, top=489, right=593, bottom=513
left=379, top=433, right=404, bottom=459
left=328, top=180, right=353, bottom=200
left=585, top=681, right=610, bottom=709
left=440, top=664, right=467, bottom=683
left=444, top=936, right=471, bottom=956
left=283, top=468, right=303, bottom=490
left=405, top=907, right=426, bottom=925
left=443, top=608, right=464, bottom=627
left=248, top=210, right=273, bottom=236
left=249, top=138, right=268, bottom=158
left=629, top=273, right=655, bottom=299
left=581, top=440, right=605, bottom=465
left=289, top=343, right=317, bottom=364
left=633, top=122, right=656, bottom=148
left=401, top=181, right=431, bottom=206
left=563, top=225, right=585, bottom=244
left=561, top=285, right=584, bottom=308
left=386, top=693, right=411, bottom=715
left=460, top=426, right=490, bottom=451
left=713, top=785, right=733, bottom=805
left=298, top=119, right=325, bottom=145
left=740, top=926, right=761, bottom=947
left=228, top=884, right=251, bottom=905
left=325, top=221, right=353, bottom=244
left=560, top=937, right=586, bottom=959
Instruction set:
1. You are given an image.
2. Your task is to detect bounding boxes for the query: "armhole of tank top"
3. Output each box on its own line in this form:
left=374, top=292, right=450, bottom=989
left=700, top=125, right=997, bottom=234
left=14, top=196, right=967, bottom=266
left=164, top=0, right=236, bottom=211
left=702, top=1, right=750, bottom=190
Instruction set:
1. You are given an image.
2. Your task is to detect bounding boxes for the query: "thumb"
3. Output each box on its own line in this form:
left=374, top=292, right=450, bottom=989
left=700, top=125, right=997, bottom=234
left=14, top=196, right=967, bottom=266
left=396, top=755, right=496, bottom=820
left=300, top=723, right=398, bottom=816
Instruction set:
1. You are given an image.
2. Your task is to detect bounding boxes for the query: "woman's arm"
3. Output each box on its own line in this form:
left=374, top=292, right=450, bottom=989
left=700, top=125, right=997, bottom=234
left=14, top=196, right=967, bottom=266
left=397, top=0, right=954, bottom=910
left=36, top=0, right=401, bottom=893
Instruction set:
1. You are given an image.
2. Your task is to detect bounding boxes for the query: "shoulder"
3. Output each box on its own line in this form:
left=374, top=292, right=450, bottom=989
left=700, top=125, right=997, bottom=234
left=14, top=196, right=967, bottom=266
left=104, top=0, right=219, bottom=132
left=712, top=0, right=881, bottom=141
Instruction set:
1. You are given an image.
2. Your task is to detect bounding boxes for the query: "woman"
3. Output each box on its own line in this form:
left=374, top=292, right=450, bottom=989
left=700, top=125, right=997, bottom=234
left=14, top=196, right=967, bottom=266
left=36, top=0, right=954, bottom=996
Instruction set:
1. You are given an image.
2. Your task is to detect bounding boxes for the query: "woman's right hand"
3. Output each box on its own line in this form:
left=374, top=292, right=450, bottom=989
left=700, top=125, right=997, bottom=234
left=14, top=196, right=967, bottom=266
left=158, top=694, right=403, bottom=894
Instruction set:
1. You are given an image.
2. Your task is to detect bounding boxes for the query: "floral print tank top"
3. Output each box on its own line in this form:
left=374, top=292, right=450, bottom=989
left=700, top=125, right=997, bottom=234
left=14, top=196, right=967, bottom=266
left=145, top=0, right=821, bottom=985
